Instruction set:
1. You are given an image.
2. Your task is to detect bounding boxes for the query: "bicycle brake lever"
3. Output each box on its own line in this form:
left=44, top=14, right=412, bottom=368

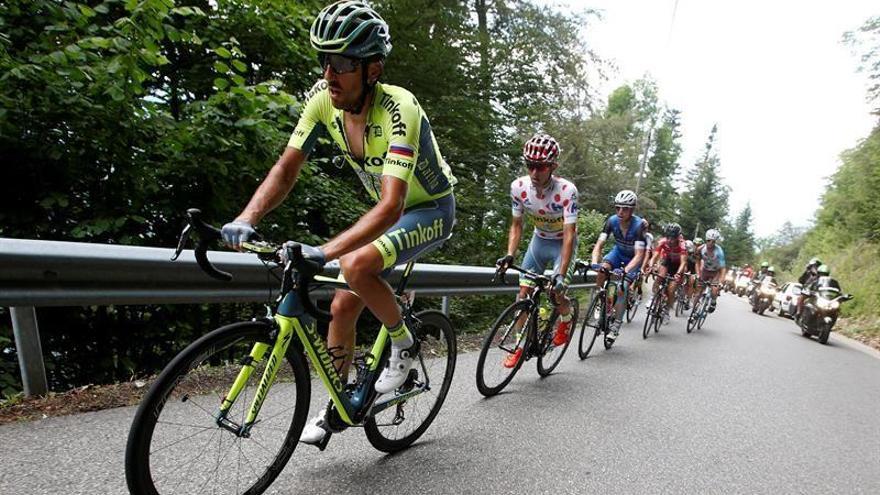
left=171, top=224, right=192, bottom=261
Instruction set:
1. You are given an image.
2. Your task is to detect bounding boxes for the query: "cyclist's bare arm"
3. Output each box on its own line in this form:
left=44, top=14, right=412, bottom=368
left=625, top=248, right=644, bottom=273
left=237, top=147, right=307, bottom=224
left=591, top=238, right=605, bottom=265
left=322, top=176, right=407, bottom=261
left=558, top=223, right=577, bottom=277
left=506, top=216, right=523, bottom=257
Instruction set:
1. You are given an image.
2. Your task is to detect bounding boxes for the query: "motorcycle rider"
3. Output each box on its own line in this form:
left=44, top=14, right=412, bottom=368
left=750, top=266, right=777, bottom=306
left=795, top=257, right=822, bottom=322
left=800, top=265, right=843, bottom=328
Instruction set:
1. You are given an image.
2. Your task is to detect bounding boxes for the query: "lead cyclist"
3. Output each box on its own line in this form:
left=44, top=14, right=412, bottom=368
left=221, top=1, right=457, bottom=446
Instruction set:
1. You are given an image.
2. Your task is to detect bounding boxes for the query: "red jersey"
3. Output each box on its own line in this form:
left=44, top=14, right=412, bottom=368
left=655, top=236, right=687, bottom=264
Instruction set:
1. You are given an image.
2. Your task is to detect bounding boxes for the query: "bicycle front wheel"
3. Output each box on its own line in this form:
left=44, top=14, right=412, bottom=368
left=537, top=298, right=579, bottom=376
left=125, top=321, right=311, bottom=495
left=643, top=296, right=659, bottom=339
left=365, top=310, right=457, bottom=452
left=687, top=297, right=703, bottom=333
left=578, top=292, right=603, bottom=359
left=476, top=300, right=531, bottom=396
left=626, top=286, right=640, bottom=322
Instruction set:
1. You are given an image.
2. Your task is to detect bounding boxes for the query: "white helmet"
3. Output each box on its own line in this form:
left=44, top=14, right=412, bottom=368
left=705, top=228, right=722, bottom=241
left=685, top=240, right=695, bottom=253
left=614, top=189, right=637, bottom=208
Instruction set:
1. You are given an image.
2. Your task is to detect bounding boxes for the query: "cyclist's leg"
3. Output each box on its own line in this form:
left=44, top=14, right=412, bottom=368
left=656, top=263, right=671, bottom=309
left=328, top=290, right=366, bottom=380
left=355, top=195, right=455, bottom=392
left=504, top=234, right=543, bottom=365
left=550, top=236, right=577, bottom=316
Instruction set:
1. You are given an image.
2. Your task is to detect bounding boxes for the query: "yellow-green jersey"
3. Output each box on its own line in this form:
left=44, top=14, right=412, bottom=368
left=288, top=80, right=457, bottom=208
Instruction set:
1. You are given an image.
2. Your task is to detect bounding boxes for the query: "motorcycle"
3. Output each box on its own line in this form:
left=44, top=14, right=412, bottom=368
left=799, top=288, right=853, bottom=344
left=734, top=274, right=750, bottom=297
left=751, top=279, right=777, bottom=315
left=722, top=271, right=736, bottom=293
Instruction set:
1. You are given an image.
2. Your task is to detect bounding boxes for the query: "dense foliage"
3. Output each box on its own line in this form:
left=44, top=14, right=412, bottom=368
left=0, top=0, right=743, bottom=396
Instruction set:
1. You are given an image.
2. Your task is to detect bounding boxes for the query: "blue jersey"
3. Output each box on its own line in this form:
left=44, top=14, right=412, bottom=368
left=699, top=244, right=726, bottom=272
left=599, top=214, right=647, bottom=257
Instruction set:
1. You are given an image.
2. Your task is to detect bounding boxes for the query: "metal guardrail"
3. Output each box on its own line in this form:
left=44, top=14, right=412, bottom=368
left=1, top=238, right=595, bottom=396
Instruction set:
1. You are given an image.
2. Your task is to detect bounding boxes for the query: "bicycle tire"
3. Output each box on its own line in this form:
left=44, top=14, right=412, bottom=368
left=476, top=300, right=531, bottom=396
left=537, top=298, right=579, bottom=376
left=642, top=295, right=659, bottom=339
left=687, top=298, right=702, bottom=333
left=578, top=292, right=603, bottom=359
left=365, top=310, right=457, bottom=452
left=625, top=288, right=639, bottom=323
left=125, top=321, right=311, bottom=495
left=697, top=296, right=709, bottom=329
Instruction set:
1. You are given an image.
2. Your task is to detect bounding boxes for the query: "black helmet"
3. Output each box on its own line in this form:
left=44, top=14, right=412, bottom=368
left=664, top=223, right=682, bottom=238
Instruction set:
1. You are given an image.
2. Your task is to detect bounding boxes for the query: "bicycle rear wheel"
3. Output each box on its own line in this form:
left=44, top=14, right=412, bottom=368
left=537, top=298, right=579, bottom=376
left=476, top=300, right=531, bottom=396
left=125, top=321, right=310, bottom=495
left=578, top=292, right=603, bottom=359
left=365, top=310, right=457, bottom=452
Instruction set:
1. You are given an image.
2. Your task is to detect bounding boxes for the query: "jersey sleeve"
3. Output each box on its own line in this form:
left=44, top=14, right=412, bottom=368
left=380, top=95, right=422, bottom=184
left=597, top=216, right=614, bottom=242
left=287, top=80, right=330, bottom=155
left=511, top=180, right=524, bottom=218
left=563, top=183, right=579, bottom=225
left=633, top=219, right=647, bottom=250
left=717, top=247, right=727, bottom=268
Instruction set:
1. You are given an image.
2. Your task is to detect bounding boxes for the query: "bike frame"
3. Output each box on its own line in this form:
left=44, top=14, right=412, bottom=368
left=217, top=261, right=422, bottom=433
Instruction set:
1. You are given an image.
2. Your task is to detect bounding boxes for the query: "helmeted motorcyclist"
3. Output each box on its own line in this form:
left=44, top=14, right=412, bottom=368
left=795, top=257, right=822, bottom=321
left=800, top=265, right=844, bottom=328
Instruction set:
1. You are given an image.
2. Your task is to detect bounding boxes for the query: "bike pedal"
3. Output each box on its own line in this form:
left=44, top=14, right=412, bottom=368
left=315, top=431, right=332, bottom=451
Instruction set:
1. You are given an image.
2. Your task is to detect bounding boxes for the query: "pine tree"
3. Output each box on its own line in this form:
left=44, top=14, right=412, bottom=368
left=678, top=124, right=730, bottom=239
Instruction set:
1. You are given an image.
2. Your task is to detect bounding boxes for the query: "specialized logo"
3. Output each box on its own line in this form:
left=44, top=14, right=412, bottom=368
left=380, top=93, right=407, bottom=136
left=303, top=320, right=344, bottom=393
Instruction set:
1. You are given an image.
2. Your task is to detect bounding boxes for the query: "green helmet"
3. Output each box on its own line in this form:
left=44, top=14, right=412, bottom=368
left=817, top=264, right=830, bottom=276
left=693, top=237, right=704, bottom=245
left=809, top=257, right=822, bottom=266
left=761, top=261, right=769, bottom=268
left=310, top=1, right=392, bottom=59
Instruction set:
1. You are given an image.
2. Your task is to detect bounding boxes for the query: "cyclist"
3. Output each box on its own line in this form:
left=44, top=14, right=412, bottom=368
left=637, top=218, right=654, bottom=300
left=220, top=1, right=457, bottom=445
left=646, top=223, right=687, bottom=324
left=590, top=189, right=647, bottom=340
left=695, top=228, right=726, bottom=313
left=497, top=133, right=578, bottom=368
left=683, top=239, right=698, bottom=310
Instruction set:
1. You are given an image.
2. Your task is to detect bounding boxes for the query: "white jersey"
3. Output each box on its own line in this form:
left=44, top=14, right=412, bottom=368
left=644, top=232, right=654, bottom=252
left=511, top=175, right=579, bottom=240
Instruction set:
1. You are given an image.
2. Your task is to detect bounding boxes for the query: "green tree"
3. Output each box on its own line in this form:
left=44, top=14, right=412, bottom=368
left=724, top=203, right=756, bottom=265
left=678, top=124, right=729, bottom=239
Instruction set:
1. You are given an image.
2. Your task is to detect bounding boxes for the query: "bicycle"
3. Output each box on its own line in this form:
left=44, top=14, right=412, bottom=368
left=674, top=274, right=691, bottom=317
left=642, top=273, right=675, bottom=339
left=576, top=262, right=627, bottom=358
left=687, top=280, right=720, bottom=333
left=125, top=209, right=457, bottom=495
left=625, top=272, right=643, bottom=322
left=475, top=262, right=579, bottom=397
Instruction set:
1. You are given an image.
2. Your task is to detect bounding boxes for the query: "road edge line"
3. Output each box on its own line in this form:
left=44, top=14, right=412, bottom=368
left=830, top=332, right=880, bottom=360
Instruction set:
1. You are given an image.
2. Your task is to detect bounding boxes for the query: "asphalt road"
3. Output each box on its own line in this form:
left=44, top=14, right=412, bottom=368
left=2, top=293, right=879, bottom=494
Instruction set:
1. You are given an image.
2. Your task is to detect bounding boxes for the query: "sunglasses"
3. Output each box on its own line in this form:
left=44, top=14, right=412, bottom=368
left=318, top=53, right=361, bottom=75
left=615, top=206, right=633, bottom=212
left=525, top=161, right=552, bottom=171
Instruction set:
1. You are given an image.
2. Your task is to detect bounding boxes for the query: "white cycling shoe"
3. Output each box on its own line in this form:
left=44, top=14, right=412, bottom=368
left=375, top=344, right=417, bottom=394
left=299, top=410, right=330, bottom=445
